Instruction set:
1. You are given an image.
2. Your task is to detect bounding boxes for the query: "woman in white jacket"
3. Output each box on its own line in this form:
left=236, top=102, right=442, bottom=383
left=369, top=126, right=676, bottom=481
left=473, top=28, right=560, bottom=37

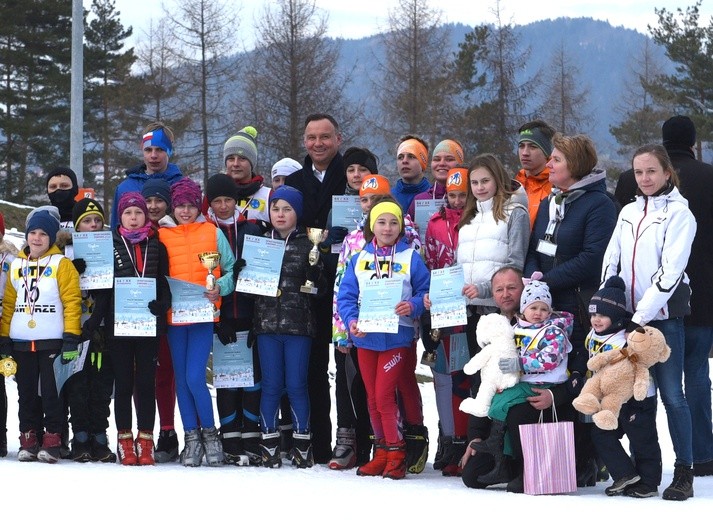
left=601, top=143, right=697, bottom=501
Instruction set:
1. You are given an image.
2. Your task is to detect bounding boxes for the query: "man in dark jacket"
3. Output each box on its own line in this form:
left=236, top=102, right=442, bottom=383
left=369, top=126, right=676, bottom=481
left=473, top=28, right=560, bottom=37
left=285, top=113, right=345, bottom=463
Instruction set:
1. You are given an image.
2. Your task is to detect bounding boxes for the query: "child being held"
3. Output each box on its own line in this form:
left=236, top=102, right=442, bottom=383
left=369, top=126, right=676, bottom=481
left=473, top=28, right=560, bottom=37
left=586, top=276, right=662, bottom=499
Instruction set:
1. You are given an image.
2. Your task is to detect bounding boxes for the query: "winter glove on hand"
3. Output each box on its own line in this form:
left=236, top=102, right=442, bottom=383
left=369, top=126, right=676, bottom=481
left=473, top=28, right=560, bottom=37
left=233, top=258, right=246, bottom=283
left=498, top=357, right=522, bottom=373
left=215, top=319, right=237, bottom=346
left=148, top=299, right=170, bottom=317
left=319, top=226, right=349, bottom=252
left=61, top=340, right=80, bottom=365
left=72, top=258, right=87, bottom=275
left=81, top=316, right=101, bottom=342
left=0, top=337, right=12, bottom=358
left=566, top=371, right=585, bottom=398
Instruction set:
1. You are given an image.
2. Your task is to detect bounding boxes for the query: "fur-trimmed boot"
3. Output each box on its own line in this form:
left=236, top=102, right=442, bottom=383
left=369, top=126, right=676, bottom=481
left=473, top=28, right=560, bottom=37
left=383, top=441, right=407, bottom=480
left=357, top=439, right=388, bottom=476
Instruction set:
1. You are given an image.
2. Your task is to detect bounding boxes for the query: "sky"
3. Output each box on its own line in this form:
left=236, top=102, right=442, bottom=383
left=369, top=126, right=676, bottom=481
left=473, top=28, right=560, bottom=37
left=102, top=0, right=713, bottom=49
left=1, top=349, right=712, bottom=516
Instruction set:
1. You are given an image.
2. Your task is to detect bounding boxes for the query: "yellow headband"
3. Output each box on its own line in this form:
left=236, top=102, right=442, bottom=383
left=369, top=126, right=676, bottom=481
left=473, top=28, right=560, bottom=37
left=370, top=201, right=403, bottom=233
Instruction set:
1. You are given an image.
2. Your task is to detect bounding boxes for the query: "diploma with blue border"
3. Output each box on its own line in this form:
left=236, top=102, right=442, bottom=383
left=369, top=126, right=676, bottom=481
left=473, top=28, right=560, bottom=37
left=414, top=199, right=445, bottom=240
left=73, top=231, right=114, bottom=290
left=429, top=265, right=467, bottom=329
left=236, top=235, right=285, bottom=297
left=115, top=277, right=157, bottom=336
left=167, top=277, right=214, bottom=324
left=212, top=332, right=254, bottom=388
left=331, top=195, right=362, bottom=253
left=357, top=278, right=403, bottom=333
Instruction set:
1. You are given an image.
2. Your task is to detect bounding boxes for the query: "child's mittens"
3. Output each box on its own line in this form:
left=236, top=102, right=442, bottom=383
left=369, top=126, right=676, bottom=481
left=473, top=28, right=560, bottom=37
left=72, top=258, right=87, bottom=275
left=233, top=258, right=246, bottom=283
left=498, top=357, right=522, bottom=373
left=148, top=299, right=170, bottom=317
left=215, top=319, right=237, bottom=346
left=60, top=334, right=82, bottom=365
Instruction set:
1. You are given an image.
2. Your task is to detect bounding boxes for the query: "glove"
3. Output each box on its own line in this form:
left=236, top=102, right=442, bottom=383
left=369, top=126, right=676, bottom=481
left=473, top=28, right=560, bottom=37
left=305, top=265, right=320, bottom=283
left=148, top=299, right=170, bottom=317
left=247, top=329, right=257, bottom=349
left=215, top=319, right=237, bottom=346
left=72, top=258, right=87, bottom=275
left=566, top=371, right=585, bottom=398
left=81, top=316, right=101, bottom=342
left=233, top=258, right=246, bottom=282
left=498, top=357, right=522, bottom=373
left=319, top=226, right=349, bottom=252
left=61, top=340, right=80, bottom=365
left=0, top=337, right=12, bottom=358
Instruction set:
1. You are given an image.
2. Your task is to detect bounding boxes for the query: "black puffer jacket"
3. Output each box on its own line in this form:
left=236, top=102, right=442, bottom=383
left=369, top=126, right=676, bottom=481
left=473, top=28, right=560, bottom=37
left=253, top=229, right=325, bottom=337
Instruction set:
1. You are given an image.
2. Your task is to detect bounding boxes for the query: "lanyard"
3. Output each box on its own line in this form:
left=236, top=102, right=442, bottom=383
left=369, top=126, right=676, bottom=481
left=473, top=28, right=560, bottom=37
left=21, top=254, right=54, bottom=327
left=120, top=236, right=147, bottom=278
left=544, top=196, right=567, bottom=240
left=372, top=239, right=395, bottom=279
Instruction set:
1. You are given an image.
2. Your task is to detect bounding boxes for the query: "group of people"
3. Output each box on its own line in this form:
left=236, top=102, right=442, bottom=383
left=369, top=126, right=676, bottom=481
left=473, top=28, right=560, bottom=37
left=0, top=112, right=710, bottom=501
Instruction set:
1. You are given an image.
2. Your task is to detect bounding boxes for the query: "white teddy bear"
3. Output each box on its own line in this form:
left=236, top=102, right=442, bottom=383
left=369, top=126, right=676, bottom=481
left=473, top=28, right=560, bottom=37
left=459, top=313, right=520, bottom=418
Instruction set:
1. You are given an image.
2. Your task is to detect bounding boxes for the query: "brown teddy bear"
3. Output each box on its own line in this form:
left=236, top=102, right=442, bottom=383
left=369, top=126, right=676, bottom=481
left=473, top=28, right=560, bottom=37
left=572, top=326, right=670, bottom=430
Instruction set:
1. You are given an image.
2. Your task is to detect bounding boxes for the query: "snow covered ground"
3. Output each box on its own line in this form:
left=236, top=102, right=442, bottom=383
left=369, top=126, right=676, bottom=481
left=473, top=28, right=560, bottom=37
left=1, top=349, right=712, bottom=517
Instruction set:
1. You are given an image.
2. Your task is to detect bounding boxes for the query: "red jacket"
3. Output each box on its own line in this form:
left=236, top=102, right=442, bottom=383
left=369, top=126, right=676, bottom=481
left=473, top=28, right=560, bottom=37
left=424, top=205, right=463, bottom=270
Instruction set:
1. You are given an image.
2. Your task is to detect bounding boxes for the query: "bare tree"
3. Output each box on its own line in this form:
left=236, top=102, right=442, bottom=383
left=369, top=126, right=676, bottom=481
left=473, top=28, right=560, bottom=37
left=609, top=39, right=671, bottom=156
left=165, top=0, right=241, bottom=184
left=536, top=43, right=591, bottom=135
left=243, top=0, right=349, bottom=168
left=373, top=0, right=455, bottom=152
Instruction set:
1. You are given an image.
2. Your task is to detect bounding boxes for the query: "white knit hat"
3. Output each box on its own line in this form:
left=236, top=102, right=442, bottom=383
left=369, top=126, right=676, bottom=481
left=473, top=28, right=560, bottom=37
left=271, top=157, right=301, bottom=180
left=520, top=271, right=552, bottom=312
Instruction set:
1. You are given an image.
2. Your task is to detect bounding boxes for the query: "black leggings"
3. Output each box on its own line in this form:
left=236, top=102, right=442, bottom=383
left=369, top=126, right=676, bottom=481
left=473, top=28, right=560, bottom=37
left=111, top=337, right=158, bottom=431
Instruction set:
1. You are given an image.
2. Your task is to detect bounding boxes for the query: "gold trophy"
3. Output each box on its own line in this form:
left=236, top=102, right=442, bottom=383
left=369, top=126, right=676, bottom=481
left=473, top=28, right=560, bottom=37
left=300, top=228, right=327, bottom=294
left=198, top=251, right=221, bottom=317
left=0, top=357, right=16, bottom=378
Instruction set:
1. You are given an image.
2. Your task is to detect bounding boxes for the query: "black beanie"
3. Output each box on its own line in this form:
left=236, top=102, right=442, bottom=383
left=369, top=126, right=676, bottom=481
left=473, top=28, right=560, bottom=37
left=662, top=115, right=696, bottom=151
left=589, top=276, right=629, bottom=330
left=343, top=147, right=378, bottom=175
left=206, top=174, right=238, bottom=203
left=46, top=166, right=79, bottom=192
left=72, top=198, right=106, bottom=228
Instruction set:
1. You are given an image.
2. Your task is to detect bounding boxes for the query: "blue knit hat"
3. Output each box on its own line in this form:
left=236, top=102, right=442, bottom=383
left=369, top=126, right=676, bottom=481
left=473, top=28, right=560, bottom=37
left=141, top=177, right=172, bottom=208
left=26, top=209, right=60, bottom=245
left=269, top=185, right=303, bottom=223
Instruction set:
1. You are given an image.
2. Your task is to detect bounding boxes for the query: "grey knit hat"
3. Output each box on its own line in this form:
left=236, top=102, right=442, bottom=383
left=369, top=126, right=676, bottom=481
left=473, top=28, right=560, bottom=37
left=223, top=126, right=258, bottom=171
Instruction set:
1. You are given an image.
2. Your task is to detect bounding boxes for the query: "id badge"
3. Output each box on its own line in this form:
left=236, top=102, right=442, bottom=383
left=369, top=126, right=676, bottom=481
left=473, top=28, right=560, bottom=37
left=536, top=239, right=557, bottom=257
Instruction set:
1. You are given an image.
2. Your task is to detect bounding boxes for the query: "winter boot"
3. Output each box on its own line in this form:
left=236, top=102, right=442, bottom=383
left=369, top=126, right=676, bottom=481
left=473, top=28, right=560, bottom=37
left=243, top=431, right=263, bottom=466
left=181, top=429, right=205, bottom=467
left=202, top=426, right=225, bottom=467
left=383, top=441, right=407, bottom=480
left=38, top=432, right=62, bottom=464
left=576, top=457, right=598, bottom=487
left=154, top=429, right=179, bottom=463
left=260, top=431, right=282, bottom=468
left=433, top=435, right=452, bottom=471
left=18, top=430, right=39, bottom=462
left=404, top=424, right=429, bottom=474
left=291, top=431, right=314, bottom=468
left=328, top=427, right=357, bottom=470
left=442, top=436, right=467, bottom=477
left=135, top=431, right=155, bottom=466
left=663, top=464, right=694, bottom=501
left=90, top=432, right=116, bottom=463
left=357, top=439, right=388, bottom=476
left=117, top=430, right=138, bottom=466
left=70, top=432, right=92, bottom=463
left=471, top=419, right=506, bottom=456
left=221, top=431, right=249, bottom=466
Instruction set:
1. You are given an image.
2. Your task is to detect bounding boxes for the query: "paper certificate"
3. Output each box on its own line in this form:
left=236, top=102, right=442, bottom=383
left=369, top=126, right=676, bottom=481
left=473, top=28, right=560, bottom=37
left=72, top=231, right=114, bottom=290
left=448, top=332, right=470, bottom=372
left=167, top=277, right=214, bottom=324
left=357, top=278, right=403, bottom=333
left=212, top=332, right=254, bottom=388
left=114, top=277, right=157, bottom=336
left=236, top=235, right=285, bottom=297
left=331, top=195, right=362, bottom=253
left=414, top=199, right=445, bottom=240
left=429, top=265, right=467, bottom=329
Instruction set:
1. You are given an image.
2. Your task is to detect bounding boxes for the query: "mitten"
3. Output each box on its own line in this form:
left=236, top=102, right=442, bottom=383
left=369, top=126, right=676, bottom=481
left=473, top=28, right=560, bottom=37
left=148, top=299, right=170, bottom=317
left=498, top=357, right=522, bottom=373
left=72, top=258, right=87, bottom=275
left=233, top=258, right=246, bottom=282
left=566, top=371, right=585, bottom=398
left=215, top=319, right=237, bottom=346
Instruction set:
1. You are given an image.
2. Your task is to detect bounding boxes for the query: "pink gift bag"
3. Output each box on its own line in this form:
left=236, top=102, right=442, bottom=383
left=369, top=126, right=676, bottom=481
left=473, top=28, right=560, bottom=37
left=519, top=403, right=577, bottom=495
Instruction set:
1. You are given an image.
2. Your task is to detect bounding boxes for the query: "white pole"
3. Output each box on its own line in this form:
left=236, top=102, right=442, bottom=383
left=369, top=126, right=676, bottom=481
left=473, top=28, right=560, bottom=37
left=70, top=0, right=83, bottom=186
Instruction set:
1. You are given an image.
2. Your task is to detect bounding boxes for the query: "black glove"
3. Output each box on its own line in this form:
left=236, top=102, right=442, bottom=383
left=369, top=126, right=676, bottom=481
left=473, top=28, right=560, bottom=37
left=215, top=319, right=237, bottom=346
left=148, top=299, right=170, bottom=317
left=247, top=329, right=257, bottom=349
left=81, top=316, right=101, bottom=342
left=305, top=265, right=320, bottom=283
left=419, top=313, right=439, bottom=354
left=72, top=258, right=87, bottom=275
left=566, top=371, right=585, bottom=398
left=233, top=258, right=246, bottom=282
left=61, top=339, right=80, bottom=365
left=319, top=226, right=349, bottom=252
left=0, top=337, right=12, bottom=358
